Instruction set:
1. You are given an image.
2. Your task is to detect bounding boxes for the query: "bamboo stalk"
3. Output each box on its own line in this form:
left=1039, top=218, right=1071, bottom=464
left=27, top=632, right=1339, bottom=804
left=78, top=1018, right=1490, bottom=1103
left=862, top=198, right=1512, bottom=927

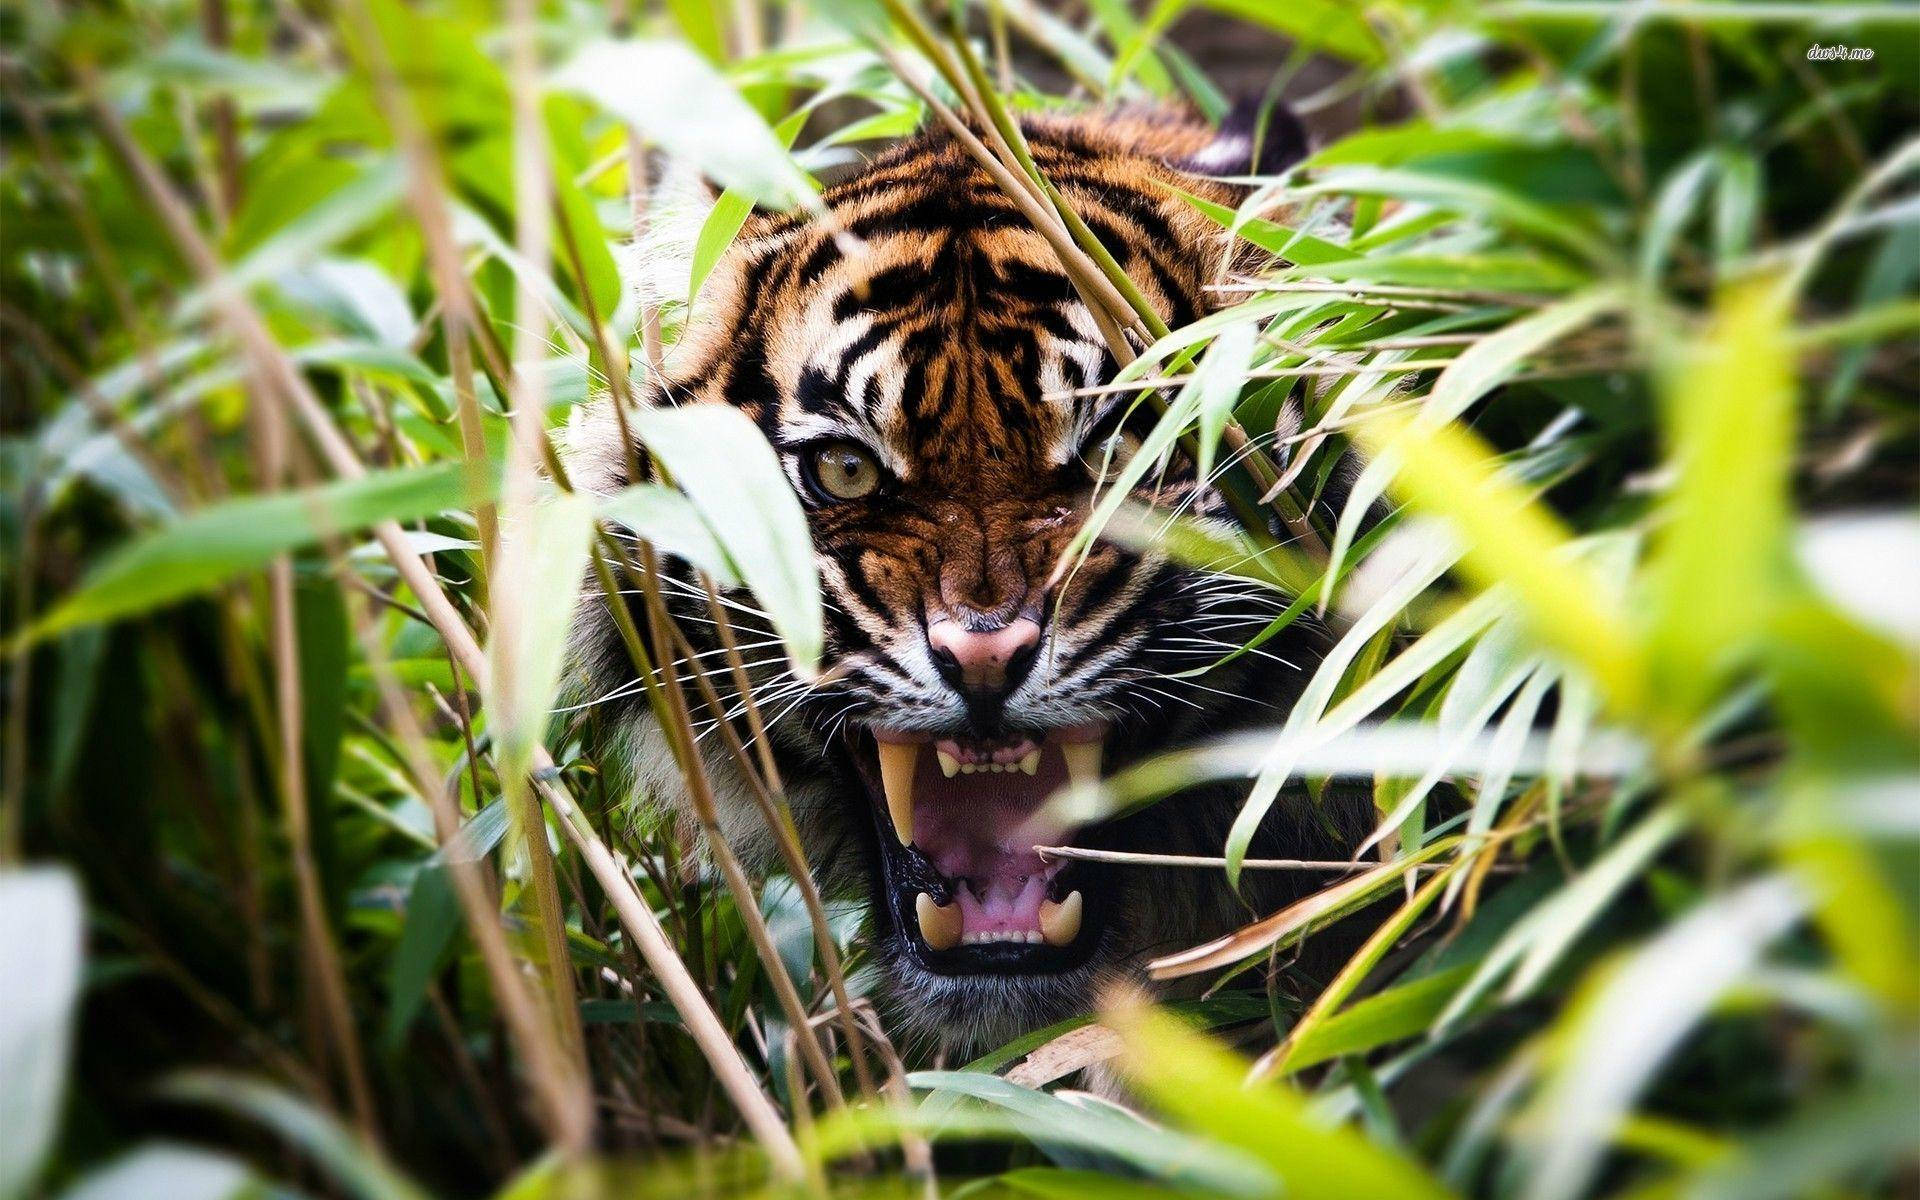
left=343, top=584, right=595, bottom=1150
left=603, top=538, right=851, bottom=1118
left=259, top=396, right=382, bottom=1143
left=1035, top=845, right=1448, bottom=872
left=500, top=0, right=593, bottom=1112
left=696, top=580, right=882, bottom=1103
left=88, top=78, right=801, bottom=1177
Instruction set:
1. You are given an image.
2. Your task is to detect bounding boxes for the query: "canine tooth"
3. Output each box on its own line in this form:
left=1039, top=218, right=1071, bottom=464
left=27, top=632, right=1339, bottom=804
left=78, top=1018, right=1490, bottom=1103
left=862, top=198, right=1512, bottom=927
left=1040, top=890, right=1083, bottom=946
left=876, top=740, right=917, bottom=844
left=1018, top=750, right=1041, bottom=775
left=915, top=892, right=962, bottom=951
left=1061, top=740, right=1103, bottom=789
left=937, top=750, right=959, bottom=778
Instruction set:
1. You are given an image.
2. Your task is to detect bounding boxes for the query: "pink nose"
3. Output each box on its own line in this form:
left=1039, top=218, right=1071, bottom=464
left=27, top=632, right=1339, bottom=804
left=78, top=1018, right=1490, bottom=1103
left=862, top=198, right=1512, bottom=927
left=927, top=617, right=1042, bottom=693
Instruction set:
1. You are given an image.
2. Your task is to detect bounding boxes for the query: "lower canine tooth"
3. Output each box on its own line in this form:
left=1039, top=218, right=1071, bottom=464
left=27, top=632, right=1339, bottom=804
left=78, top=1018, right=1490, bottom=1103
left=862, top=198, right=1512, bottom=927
left=1061, top=741, right=1103, bottom=788
left=876, top=741, right=918, bottom=844
left=1019, top=750, right=1041, bottom=775
left=936, top=750, right=959, bottom=778
left=1040, top=890, right=1083, bottom=946
left=916, top=892, right=962, bottom=951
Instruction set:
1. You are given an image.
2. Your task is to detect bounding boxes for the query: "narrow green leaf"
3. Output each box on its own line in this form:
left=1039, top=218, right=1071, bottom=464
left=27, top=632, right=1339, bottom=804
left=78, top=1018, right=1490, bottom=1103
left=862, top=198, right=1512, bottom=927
left=1521, top=877, right=1808, bottom=1200
left=1285, top=965, right=1476, bottom=1074
left=1167, top=185, right=1355, bottom=266
left=1349, top=411, right=1648, bottom=719
left=552, top=40, right=818, bottom=212
left=1645, top=280, right=1794, bottom=728
left=599, top=484, right=740, bottom=587
left=0, top=868, right=83, bottom=1200
left=384, top=865, right=460, bottom=1050
left=21, top=460, right=499, bottom=648
left=160, top=1073, right=430, bottom=1200
left=1106, top=996, right=1459, bottom=1200
left=58, top=1147, right=253, bottom=1200
left=633, top=404, right=823, bottom=674
left=486, top=490, right=597, bottom=768
left=1195, top=0, right=1384, bottom=63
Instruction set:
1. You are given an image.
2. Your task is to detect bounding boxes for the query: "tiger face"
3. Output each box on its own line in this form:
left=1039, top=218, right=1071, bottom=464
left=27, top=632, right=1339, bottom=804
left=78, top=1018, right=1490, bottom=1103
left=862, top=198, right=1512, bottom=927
left=572, top=110, right=1356, bottom=1050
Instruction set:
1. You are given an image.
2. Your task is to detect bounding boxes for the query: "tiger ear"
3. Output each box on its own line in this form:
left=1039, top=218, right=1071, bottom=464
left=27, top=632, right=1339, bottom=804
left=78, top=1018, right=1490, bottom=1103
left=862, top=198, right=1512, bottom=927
left=1170, top=97, right=1311, bottom=178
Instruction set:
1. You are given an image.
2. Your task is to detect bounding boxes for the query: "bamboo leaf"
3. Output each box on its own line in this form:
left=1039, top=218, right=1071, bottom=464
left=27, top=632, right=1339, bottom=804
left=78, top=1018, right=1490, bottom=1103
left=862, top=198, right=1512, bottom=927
left=1348, top=410, right=1649, bottom=719
left=160, top=1073, right=430, bottom=1200
left=633, top=404, right=823, bottom=674
left=1104, top=994, right=1459, bottom=1200
left=20, top=460, right=500, bottom=648
left=57, top=1147, right=253, bottom=1200
left=1520, top=876, right=1808, bottom=1200
left=1645, top=280, right=1795, bottom=728
left=553, top=40, right=819, bottom=212
left=0, top=868, right=83, bottom=1200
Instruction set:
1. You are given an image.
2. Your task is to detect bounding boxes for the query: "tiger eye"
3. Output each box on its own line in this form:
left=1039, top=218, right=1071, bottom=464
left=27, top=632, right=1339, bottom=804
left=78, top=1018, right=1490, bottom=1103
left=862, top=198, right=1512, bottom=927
left=809, top=441, right=882, bottom=501
left=1081, top=429, right=1144, bottom=483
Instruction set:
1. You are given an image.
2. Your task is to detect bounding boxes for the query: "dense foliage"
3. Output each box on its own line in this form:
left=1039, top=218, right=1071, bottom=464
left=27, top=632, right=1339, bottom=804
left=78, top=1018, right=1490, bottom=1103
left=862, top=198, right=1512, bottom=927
left=2, top=1, right=1916, bottom=1198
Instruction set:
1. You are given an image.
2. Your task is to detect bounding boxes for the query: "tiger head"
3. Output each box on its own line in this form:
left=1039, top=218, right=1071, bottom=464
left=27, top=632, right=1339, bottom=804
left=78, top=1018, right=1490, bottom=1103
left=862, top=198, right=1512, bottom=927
left=571, top=109, right=1353, bottom=1050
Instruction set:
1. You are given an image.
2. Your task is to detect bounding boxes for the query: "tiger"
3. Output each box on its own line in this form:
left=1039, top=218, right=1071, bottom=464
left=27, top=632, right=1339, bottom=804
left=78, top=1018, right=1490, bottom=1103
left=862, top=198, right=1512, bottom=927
left=565, top=104, right=1367, bottom=1053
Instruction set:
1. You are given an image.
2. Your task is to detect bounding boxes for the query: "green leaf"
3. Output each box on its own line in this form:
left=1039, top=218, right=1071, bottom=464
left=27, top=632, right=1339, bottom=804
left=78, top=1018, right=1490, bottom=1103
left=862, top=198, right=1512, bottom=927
left=1645, top=280, right=1794, bottom=728
left=161, top=1072, right=430, bottom=1200
left=384, top=864, right=460, bottom=1050
left=1192, top=321, right=1256, bottom=485
left=1330, top=286, right=1625, bottom=585
left=1282, top=965, right=1476, bottom=1073
left=57, top=1147, right=253, bottom=1200
left=552, top=39, right=819, bottom=213
left=992, top=1168, right=1190, bottom=1200
left=296, top=577, right=349, bottom=906
left=0, top=868, right=83, bottom=1200
left=1682, top=1079, right=1920, bottom=1200
left=687, top=110, right=805, bottom=304
left=21, top=460, right=500, bottom=647
left=1194, top=0, right=1384, bottom=64
left=1105, top=995, right=1458, bottom=1200
left=1274, top=253, right=1588, bottom=294
left=1348, top=412, right=1648, bottom=720
left=178, top=158, right=406, bottom=325
left=1520, top=876, right=1808, bottom=1200
left=1167, top=185, right=1356, bottom=266
left=1290, top=167, right=1614, bottom=265
left=599, top=484, right=741, bottom=587
left=1437, top=808, right=1689, bottom=1029
left=633, top=404, right=823, bottom=675
left=908, top=1069, right=1274, bottom=1196
left=486, top=490, right=597, bottom=771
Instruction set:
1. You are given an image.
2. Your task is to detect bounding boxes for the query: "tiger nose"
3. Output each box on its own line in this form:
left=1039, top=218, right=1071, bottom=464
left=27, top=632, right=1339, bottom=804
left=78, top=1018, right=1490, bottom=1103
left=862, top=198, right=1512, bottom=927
left=927, top=616, right=1042, bottom=698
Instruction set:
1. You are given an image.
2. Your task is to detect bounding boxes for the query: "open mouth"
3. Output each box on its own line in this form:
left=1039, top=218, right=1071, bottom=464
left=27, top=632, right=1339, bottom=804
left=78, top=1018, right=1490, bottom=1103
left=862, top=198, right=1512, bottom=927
left=847, top=723, right=1111, bottom=974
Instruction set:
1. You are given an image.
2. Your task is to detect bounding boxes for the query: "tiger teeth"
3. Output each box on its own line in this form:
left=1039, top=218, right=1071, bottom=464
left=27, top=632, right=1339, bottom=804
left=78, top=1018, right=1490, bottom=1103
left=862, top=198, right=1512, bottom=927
left=915, top=892, right=962, bottom=951
left=960, top=930, right=1045, bottom=945
left=1018, top=750, right=1041, bottom=775
left=875, top=740, right=917, bottom=845
left=1060, top=740, right=1103, bottom=789
left=1040, top=890, right=1083, bottom=947
left=936, top=750, right=960, bottom=778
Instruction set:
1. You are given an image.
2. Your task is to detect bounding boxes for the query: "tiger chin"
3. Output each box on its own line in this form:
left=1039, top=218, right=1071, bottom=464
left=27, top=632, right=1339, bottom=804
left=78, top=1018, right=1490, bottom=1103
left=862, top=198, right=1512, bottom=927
left=566, top=105, right=1366, bottom=1054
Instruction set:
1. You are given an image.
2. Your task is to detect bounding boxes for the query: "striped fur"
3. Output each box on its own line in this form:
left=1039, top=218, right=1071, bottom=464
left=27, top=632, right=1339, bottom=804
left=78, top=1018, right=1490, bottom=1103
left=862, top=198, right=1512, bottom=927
left=568, top=109, right=1359, bottom=1051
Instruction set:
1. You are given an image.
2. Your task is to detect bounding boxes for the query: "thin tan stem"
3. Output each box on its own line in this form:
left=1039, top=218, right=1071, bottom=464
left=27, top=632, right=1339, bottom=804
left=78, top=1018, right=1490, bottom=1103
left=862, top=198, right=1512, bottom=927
left=90, top=74, right=794, bottom=1169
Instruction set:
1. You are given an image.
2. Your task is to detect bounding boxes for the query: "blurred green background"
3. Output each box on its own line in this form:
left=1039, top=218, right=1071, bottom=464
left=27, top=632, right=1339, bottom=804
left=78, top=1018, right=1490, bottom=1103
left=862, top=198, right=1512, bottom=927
left=1, top=1, right=1916, bottom=1198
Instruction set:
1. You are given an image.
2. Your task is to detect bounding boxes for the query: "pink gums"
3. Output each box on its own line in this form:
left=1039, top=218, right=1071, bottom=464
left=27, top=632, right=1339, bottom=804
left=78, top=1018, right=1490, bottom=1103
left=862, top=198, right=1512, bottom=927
left=906, top=741, right=1072, bottom=936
